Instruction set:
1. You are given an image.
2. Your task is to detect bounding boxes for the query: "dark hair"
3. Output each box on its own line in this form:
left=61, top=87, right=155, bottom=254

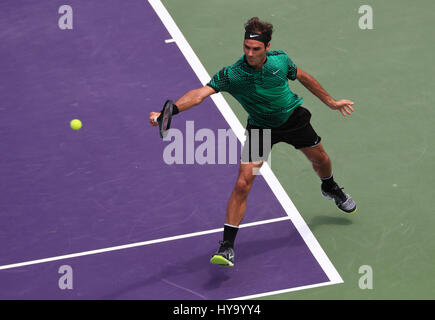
left=244, top=17, right=273, bottom=43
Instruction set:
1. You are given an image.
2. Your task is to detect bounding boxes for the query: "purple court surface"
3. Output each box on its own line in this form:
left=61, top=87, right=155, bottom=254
left=0, top=0, right=334, bottom=299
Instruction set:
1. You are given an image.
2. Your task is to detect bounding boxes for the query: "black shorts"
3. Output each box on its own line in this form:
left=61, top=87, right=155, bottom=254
left=241, top=106, right=321, bottom=163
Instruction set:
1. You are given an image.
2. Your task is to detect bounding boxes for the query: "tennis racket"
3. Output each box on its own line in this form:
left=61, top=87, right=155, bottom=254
left=153, top=100, right=174, bottom=139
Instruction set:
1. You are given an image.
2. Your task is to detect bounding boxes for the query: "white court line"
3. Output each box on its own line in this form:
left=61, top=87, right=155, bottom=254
left=165, top=38, right=175, bottom=43
left=230, top=281, right=339, bottom=300
left=147, top=0, right=343, bottom=298
left=0, top=217, right=290, bottom=271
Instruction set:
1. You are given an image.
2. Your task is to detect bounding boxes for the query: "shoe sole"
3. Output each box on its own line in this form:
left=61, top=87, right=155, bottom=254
left=321, top=191, right=357, bottom=214
left=210, top=255, right=234, bottom=267
left=346, top=207, right=358, bottom=214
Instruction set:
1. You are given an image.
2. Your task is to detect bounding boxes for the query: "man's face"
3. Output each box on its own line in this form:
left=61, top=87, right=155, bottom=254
left=243, top=39, right=270, bottom=68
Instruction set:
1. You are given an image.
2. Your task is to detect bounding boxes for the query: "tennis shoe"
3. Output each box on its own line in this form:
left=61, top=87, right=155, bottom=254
left=321, top=183, right=357, bottom=214
left=210, top=241, right=234, bottom=267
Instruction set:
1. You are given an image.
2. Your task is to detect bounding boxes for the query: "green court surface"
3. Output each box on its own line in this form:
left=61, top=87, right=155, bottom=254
left=163, top=0, right=435, bottom=299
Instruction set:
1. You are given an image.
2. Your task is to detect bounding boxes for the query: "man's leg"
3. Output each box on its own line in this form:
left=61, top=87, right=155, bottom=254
left=210, top=161, right=264, bottom=267
left=225, top=161, right=264, bottom=226
left=299, top=142, right=331, bottom=179
left=299, top=143, right=357, bottom=213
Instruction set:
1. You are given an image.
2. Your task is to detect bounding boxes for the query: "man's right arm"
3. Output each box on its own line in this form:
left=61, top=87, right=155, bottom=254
left=149, top=85, right=216, bottom=126
left=174, top=85, right=216, bottom=112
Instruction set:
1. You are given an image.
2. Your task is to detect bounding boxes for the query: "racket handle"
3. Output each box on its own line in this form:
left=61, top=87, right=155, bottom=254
left=153, top=116, right=158, bottom=123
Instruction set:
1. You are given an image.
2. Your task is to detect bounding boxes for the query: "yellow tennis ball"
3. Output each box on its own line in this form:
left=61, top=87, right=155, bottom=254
left=70, top=119, right=82, bottom=130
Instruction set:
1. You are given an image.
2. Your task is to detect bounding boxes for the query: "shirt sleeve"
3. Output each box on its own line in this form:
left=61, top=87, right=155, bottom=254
left=207, top=66, right=231, bottom=93
left=286, top=56, right=298, bottom=81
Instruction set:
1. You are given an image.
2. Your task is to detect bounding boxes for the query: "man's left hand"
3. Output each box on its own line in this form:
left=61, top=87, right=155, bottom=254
left=329, top=99, right=355, bottom=117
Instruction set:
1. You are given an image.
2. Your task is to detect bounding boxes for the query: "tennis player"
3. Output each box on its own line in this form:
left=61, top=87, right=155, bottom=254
left=150, top=17, right=356, bottom=267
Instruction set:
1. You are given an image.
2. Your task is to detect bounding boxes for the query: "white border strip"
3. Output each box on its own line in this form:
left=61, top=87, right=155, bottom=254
left=0, top=217, right=290, bottom=271
left=147, top=0, right=343, bottom=294
left=230, top=281, right=339, bottom=300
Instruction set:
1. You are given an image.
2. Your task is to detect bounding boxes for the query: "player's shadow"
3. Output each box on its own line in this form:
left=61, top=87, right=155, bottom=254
left=100, top=252, right=214, bottom=299
left=101, top=217, right=354, bottom=299
left=307, top=215, right=353, bottom=231
left=203, top=215, right=354, bottom=291
left=101, top=232, right=298, bottom=299
left=202, top=232, right=301, bottom=291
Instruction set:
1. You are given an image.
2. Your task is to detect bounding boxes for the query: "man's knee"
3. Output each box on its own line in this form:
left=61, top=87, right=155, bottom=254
left=234, top=177, right=253, bottom=196
left=310, top=151, right=330, bottom=166
left=234, top=162, right=263, bottom=195
left=319, top=152, right=330, bottom=165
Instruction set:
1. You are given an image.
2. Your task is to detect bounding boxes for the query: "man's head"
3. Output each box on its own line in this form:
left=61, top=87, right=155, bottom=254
left=243, top=17, right=273, bottom=68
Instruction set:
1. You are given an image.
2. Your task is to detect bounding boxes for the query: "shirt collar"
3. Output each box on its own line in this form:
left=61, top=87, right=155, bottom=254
left=243, top=54, right=268, bottom=72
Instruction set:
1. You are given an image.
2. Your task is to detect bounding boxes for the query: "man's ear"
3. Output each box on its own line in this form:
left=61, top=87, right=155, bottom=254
left=266, top=42, right=271, bottom=51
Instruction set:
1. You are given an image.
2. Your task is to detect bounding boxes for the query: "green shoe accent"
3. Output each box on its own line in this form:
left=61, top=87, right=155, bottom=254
left=210, top=255, right=234, bottom=267
left=347, top=207, right=358, bottom=214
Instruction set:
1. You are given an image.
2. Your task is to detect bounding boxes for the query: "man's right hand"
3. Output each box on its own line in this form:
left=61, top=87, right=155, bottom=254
left=148, top=86, right=216, bottom=127
left=149, top=112, right=161, bottom=126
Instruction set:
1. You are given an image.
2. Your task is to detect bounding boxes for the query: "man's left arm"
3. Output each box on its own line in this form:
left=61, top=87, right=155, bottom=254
left=296, top=68, right=355, bottom=117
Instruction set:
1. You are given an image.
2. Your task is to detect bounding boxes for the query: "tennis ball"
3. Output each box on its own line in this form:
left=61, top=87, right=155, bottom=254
left=70, top=119, right=82, bottom=130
